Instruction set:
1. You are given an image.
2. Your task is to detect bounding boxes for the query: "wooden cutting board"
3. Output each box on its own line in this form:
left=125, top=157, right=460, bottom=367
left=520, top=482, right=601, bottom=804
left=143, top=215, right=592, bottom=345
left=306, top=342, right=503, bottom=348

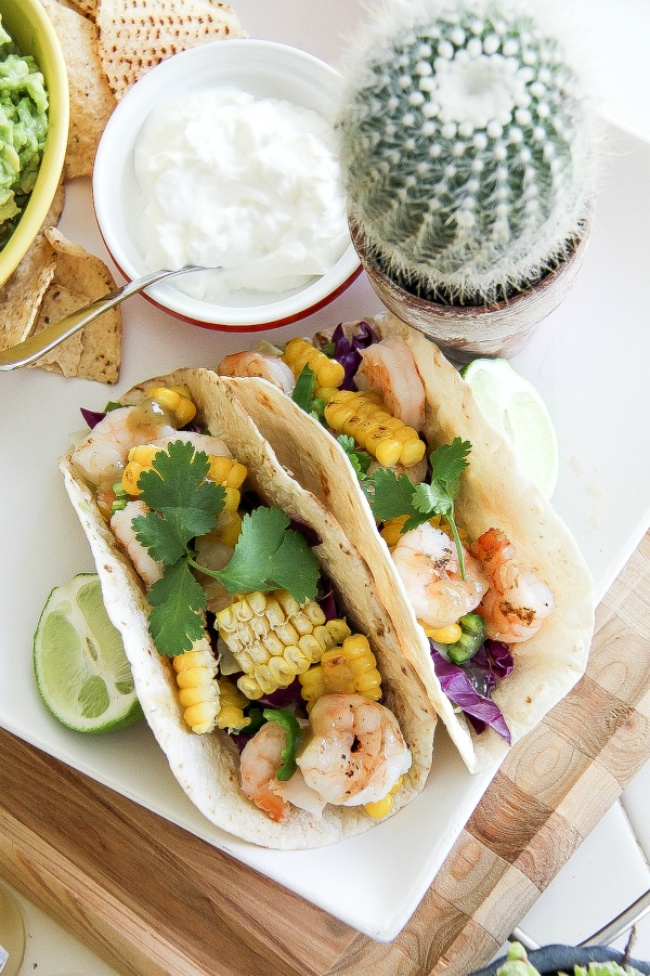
left=0, top=532, right=648, bottom=976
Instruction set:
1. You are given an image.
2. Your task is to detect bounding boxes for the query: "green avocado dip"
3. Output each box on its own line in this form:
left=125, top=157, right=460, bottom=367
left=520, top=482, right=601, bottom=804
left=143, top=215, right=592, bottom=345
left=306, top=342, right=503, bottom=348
left=0, top=14, right=49, bottom=250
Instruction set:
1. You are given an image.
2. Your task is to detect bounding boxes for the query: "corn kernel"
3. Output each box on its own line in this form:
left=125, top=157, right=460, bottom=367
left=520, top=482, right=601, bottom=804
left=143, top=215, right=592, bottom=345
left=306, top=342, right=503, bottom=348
left=184, top=701, right=219, bottom=735
left=374, top=438, right=404, bottom=468
left=175, top=666, right=211, bottom=690
left=206, top=454, right=234, bottom=483
left=399, top=437, right=427, bottom=466
left=380, top=515, right=409, bottom=548
left=314, top=386, right=340, bottom=404
left=364, top=794, right=395, bottom=819
left=146, top=385, right=197, bottom=426
left=283, top=338, right=345, bottom=389
left=418, top=621, right=463, bottom=643
left=210, top=510, right=242, bottom=547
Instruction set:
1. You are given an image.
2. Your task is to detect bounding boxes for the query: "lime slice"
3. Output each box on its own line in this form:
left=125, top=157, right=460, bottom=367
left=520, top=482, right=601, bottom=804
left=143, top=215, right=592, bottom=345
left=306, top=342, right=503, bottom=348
left=33, top=573, right=142, bottom=733
left=461, top=358, right=559, bottom=498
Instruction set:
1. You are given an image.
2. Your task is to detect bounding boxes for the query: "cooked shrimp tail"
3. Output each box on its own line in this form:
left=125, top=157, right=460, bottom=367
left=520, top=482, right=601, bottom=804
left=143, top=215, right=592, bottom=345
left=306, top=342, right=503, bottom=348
left=470, top=528, right=555, bottom=643
left=218, top=351, right=296, bottom=394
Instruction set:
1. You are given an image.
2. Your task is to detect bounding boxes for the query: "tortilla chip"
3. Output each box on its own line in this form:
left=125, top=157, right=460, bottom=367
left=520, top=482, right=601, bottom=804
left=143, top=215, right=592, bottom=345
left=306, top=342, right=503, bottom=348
left=28, top=228, right=121, bottom=384
left=54, top=0, right=98, bottom=21
left=41, top=0, right=117, bottom=179
left=0, top=236, right=57, bottom=350
left=96, top=0, right=247, bottom=100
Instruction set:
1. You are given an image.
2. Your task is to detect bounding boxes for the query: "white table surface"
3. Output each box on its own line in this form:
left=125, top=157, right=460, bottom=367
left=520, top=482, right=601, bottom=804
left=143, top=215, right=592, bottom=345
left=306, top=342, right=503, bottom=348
left=3, top=1, right=650, bottom=972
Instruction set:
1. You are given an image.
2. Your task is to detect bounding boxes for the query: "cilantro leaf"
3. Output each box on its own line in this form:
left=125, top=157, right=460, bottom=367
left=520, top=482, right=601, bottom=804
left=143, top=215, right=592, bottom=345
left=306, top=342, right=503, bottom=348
left=411, top=438, right=471, bottom=575
left=368, top=438, right=471, bottom=576
left=138, top=440, right=225, bottom=543
left=369, top=467, right=419, bottom=522
left=204, top=507, right=320, bottom=602
left=147, top=561, right=207, bottom=656
left=428, top=438, right=471, bottom=501
left=132, top=509, right=187, bottom=565
left=337, top=435, right=372, bottom=482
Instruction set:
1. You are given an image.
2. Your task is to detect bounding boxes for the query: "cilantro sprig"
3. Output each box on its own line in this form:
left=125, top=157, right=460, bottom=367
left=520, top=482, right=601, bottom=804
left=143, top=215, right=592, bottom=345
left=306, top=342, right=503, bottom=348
left=369, top=437, right=471, bottom=577
left=132, top=440, right=320, bottom=656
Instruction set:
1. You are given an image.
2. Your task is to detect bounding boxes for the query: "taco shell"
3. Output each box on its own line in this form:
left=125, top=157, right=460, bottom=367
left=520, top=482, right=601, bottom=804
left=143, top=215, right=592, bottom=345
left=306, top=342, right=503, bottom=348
left=222, top=314, right=595, bottom=773
left=60, top=367, right=435, bottom=848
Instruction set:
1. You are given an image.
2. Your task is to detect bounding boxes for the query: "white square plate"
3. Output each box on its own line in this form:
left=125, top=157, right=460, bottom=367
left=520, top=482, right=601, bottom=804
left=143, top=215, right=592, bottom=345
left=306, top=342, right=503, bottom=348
left=1, top=4, right=649, bottom=942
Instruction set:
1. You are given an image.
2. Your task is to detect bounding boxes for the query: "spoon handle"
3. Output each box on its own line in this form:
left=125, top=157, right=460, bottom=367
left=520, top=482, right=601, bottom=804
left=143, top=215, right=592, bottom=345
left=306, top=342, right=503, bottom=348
left=0, top=265, right=204, bottom=371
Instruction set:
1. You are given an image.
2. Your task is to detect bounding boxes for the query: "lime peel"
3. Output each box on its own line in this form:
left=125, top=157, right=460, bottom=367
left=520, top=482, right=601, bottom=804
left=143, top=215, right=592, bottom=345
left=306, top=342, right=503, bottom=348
left=33, top=573, right=142, bottom=733
left=461, top=358, right=559, bottom=498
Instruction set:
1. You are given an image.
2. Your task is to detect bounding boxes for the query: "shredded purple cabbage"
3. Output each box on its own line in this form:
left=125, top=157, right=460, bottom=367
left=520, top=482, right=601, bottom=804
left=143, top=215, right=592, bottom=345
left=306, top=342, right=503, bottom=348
left=331, top=321, right=379, bottom=390
left=289, top=517, right=322, bottom=549
left=80, top=407, right=106, bottom=430
left=256, top=680, right=303, bottom=710
left=316, top=579, right=339, bottom=620
left=431, top=643, right=513, bottom=743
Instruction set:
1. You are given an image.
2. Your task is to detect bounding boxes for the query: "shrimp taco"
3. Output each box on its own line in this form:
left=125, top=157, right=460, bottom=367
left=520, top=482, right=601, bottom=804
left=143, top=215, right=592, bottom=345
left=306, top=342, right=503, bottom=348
left=218, top=314, right=595, bottom=773
left=60, top=367, right=435, bottom=849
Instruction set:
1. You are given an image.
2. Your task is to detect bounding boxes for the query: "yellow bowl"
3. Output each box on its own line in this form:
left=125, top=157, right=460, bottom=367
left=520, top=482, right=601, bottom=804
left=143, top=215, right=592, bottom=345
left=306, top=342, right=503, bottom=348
left=0, top=0, right=69, bottom=287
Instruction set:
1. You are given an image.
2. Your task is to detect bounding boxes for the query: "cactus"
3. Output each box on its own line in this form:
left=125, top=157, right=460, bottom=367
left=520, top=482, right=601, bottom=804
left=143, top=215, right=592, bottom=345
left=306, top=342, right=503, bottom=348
left=338, top=0, right=598, bottom=307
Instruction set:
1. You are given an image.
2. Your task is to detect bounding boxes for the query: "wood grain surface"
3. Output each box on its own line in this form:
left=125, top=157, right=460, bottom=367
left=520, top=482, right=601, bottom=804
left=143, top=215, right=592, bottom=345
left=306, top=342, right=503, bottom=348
left=1, top=533, right=648, bottom=976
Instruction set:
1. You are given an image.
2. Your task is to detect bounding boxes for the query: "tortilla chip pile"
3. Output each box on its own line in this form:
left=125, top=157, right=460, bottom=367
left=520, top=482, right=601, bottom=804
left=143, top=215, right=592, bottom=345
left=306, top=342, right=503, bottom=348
left=0, top=0, right=246, bottom=384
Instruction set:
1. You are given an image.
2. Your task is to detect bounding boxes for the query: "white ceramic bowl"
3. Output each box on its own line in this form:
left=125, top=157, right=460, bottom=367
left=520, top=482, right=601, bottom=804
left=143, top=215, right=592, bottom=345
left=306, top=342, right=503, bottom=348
left=92, top=39, right=360, bottom=332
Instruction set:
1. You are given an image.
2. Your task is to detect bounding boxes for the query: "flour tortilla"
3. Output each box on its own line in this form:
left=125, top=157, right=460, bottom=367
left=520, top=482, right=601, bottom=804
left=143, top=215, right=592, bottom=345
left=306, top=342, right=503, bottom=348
left=223, top=313, right=595, bottom=773
left=60, top=367, right=435, bottom=849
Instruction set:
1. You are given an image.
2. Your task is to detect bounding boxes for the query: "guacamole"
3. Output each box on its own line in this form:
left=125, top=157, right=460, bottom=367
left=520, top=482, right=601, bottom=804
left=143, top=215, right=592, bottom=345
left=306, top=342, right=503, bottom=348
left=0, top=15, right=49, bottom=249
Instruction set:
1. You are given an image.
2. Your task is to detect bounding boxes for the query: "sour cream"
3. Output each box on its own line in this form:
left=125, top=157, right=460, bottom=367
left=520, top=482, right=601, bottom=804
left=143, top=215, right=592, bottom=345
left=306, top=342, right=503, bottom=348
left=133, top=88, right=349, bottom=302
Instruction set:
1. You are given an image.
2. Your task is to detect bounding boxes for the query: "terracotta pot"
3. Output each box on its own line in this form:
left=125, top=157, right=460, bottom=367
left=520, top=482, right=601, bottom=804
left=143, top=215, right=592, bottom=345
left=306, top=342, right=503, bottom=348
left=349, top=216, right=593, bottom=364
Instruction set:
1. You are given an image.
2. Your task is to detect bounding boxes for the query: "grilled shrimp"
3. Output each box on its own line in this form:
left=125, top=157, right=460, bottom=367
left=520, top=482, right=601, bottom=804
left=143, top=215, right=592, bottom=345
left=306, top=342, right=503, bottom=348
left=470, top=528, right=555, bottom=643
left=240, top=719, right=325, bottom=822
left=71, top=405, right=177, bottom=488
left=391, top=522, right=488, bottom=630
left=355, top=336, right=426, bottom=432
left=218, top=351, right=296, bottom=394
left=110, top=500, right=163, bottom=588
left=296, top=694, right=412, bottom=807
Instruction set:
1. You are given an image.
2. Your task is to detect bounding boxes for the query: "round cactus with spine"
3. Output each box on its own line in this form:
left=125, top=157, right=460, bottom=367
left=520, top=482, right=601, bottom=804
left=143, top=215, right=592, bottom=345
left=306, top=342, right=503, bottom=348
left=338, top=0, right=598, bottom=307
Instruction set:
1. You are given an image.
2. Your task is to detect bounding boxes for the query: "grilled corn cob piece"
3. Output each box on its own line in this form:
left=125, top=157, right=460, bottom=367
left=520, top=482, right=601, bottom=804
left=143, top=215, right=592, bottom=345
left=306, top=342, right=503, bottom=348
left=216, top=590, right=351, bottom=700
left=172, top=637, right=220, bottom=734
left=324, top=390, right=425, bottom=468
left=215, top=678, right=251, bottom=732
left=299, top=633, right=382, bottom=710
left=282, top=337, right=346, bottom=390
left=145, top=384, right=197, bottom=426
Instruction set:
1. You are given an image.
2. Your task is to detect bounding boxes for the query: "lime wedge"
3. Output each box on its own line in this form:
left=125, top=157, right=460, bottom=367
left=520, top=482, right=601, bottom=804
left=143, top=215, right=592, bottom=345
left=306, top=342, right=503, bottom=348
left=33, top=573, right=142, bottom=733
left=461, top=358, right=559, bottom=498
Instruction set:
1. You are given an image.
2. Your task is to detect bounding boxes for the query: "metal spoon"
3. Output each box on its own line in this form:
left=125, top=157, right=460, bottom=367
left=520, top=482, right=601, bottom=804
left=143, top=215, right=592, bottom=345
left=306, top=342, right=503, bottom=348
left=0, top=264, right=212, bottom=371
